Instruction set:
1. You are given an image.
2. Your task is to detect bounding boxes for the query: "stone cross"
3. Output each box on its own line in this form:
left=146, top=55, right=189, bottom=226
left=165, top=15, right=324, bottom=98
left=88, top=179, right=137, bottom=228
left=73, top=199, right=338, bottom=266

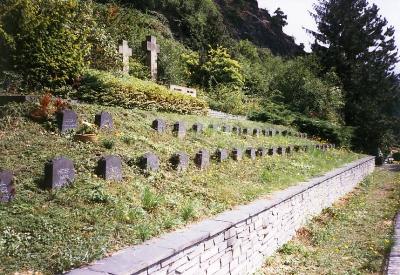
left=144, top=36, right=160, bottom=81
left=119, top=40, right=132, bottom=74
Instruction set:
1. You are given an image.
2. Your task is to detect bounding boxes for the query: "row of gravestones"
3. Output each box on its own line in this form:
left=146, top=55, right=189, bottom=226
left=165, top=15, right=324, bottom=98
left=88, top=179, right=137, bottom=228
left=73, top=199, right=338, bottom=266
left=0, top=143, right=335, bottom=203
left=151, top=119, right=307, bottom=139
left=56, top=110, right=307, bottom=140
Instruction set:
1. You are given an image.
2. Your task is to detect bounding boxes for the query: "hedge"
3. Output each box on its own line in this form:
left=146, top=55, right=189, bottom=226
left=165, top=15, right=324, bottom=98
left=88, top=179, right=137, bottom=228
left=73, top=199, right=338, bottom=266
left=73, top=70, right=208, bottom=115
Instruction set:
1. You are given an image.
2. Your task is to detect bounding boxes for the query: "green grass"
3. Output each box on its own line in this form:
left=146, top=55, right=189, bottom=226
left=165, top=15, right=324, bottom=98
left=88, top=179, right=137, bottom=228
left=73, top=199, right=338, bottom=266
left=262, top=166, right=400, bottom=275
left=0, top=102, right=360, bottom=274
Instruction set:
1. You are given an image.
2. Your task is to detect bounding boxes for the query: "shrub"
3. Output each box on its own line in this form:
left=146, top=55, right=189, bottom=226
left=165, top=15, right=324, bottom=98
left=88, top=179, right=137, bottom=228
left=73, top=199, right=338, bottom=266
left=206, top=84, right=248, bottom=115
left=392, top=152, right=400, bottom=161
left=0, top=0, right=95, bottom=88
left=72, top=70, right=208, bottom=115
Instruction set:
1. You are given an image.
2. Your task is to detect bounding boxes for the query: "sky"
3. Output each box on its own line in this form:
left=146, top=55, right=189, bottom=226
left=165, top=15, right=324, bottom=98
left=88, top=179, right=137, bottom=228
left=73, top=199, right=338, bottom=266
left=257, top=0, right=400, bottom=71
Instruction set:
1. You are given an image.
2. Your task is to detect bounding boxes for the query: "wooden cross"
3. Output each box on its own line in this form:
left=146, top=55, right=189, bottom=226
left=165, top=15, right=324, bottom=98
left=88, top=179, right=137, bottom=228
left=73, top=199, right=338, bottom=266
left=144, top=36, right=160, bottom=81
left=118, top=40, right=132, bottom=74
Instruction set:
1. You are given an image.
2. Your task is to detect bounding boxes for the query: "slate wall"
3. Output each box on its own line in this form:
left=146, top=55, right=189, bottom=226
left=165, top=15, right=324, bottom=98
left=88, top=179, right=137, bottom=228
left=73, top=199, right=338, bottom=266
left=67, top=156, right=375, bottom=275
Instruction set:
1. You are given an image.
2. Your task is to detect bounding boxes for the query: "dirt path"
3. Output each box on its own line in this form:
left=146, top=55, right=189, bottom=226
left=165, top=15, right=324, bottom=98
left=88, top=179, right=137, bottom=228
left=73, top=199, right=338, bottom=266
left=261, top=165, right=400, bottom=275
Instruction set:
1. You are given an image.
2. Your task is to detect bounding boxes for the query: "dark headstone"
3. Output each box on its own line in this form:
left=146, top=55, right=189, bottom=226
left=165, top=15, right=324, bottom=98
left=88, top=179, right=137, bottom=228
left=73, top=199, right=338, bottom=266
left=232, top=126, right=241, bottom=135
left=192, top=123, right=203, bottom=134
left=277, top=147, right=285, bottom=155
left=222, top=125, right=231, bottom=133
left=269, top=129, right=275, bottom=136
left=57, top=110, right=77, bottom=133
left=294, top=145, right=300, bottom=152
left=282, top=130, right=288, bottom=137
left=268, top=147, right=276, bottom=156
left=257, top=147, right=267, bottom=157
left=173, top=121, right=186, bottom=138
left=97, top=155, right=122, bottom=181
left=44, top=157, right=75, bottom=189
left=0, top=170, right=15, bottom=203
left=231, top=148, right=243, bottom=161
left=286, top=145, right=293, bottom=154
left=288, top=132, right=293, bottom=136
left=152, top=119, right=166, bottom=133
left=215, top=148, right=229, bottom=162
left=139, top=152, right=159, bottom=172
left=303, top=145, right=309, bottom=152
left=195, top=149, right=210, bottom=170
left=95, top=111, right=113, bottom=130
left=315, top=144, right=321, bottom=150
left=246, top=147, right=256, bottom=160
left=170, top=152, right=189, bottom=172
left=253, top=128, right=260, bottom=137
left=242, top=128, right=251, bottom=135
left=275, top=130, right=280, bottom=135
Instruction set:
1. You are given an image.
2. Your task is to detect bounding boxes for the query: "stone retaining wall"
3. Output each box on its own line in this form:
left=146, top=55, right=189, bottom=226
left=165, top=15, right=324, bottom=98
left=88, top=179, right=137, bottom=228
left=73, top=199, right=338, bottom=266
left=387, top=212, right=400, bottom=275
left=67, top=156, right=375, bottom=275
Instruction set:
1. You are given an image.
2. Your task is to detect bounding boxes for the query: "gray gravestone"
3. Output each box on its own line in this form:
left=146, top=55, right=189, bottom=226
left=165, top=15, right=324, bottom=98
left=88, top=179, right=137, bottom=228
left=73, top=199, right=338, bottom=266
left=143, top=36, right=160, bottom=81
left=222, top=125, right=231, bottom=133
left=277, top=147, right=285, bottom=155
left=139, top=152, right=159, bottom=172
left=268, top=129, right=275, bottom=136
left=95, top=111, right=113, bottom=130
left=246, top=148, right=256, bottom=160
left=44, top=157, right=75, bottom=189
left=286, top=145, right=293, bottom=154
left=152, top=119, right=166, bottom=133
left=170, top=152, right=189, bottom=172
left=195, top=149, right=210, bottom=170
left=173, top=121, right=186, bottom=139
left=253, top=128, right=260, bottom=137
left=303, top=145, right=309, bottom=152
left=192, top=123, right=203, bottom=134
left=268, top=147, right=276, bottom=156
left=119, top=40, right=132, bottom=74
left=232, top=126, right=241, bottom=135
left=0, top=170, right=15, bottom=203
left=294, top=145, right=300, bottom=152
left=57, top=110, right=77, bottom=133
left=242, top=128, right=251, bottom=135
left=231, top=148, right=243, bottom=161
left=282, top=130, right=288, bottom=136
left=208, top=124, right=219, bottom=131
left=97, top=155, right=122, bottom=181
left=275, top=130, right=280, bottom=135
left=215, top=148, right=229, bottom=162
left=257, top=147, right=267, bottom=157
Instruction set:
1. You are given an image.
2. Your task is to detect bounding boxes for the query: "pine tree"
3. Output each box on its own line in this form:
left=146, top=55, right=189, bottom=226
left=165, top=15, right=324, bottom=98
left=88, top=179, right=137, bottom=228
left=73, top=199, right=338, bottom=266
left=309, top=0, right=400, bottom=154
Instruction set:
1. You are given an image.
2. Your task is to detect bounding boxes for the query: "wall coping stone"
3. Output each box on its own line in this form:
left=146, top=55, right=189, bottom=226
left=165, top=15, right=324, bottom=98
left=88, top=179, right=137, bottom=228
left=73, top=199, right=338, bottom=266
left=387, top=212, right=400, bottom=274
left=66, top=156, right=375, bottom=275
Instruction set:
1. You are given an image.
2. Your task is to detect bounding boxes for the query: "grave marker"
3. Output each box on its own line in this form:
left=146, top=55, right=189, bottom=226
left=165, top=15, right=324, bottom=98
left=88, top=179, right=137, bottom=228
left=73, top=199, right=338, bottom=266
left=97, top=155, right=122, bottom=181
left=143, top=36, right=160, bottom=81
left=170, top=152, right=189, bottom=172
left=215, top=148, right=229, bottom=162
left=246, top=147, right=256, bottom=160
left=95, top=111, right=113, bottom=130
left=253, top=128, right=260, bottom=137
left=222, top=125, right=231, bottom=133
left=169, top=85, right=197, bottom=97
left=44, top=157, right=75, bottom=189
left=139, top=152, right=159, bottom=172
left=192, top=123, right=203, bottom=134
left=195, top=149, right=210, bottom=170
left=208, top=124, right=219, bottom=131
left=242, top=128, right=251, bottom=135
left=231, top=148, right=243, bottom=161
left=277, top=147, right=285, bottom=155
left=152, top=119, right=166, bottom=133
left=232, top=126, right=241, bottom=135
left=268, top=147, right=276, bottom=156
left=119, top=40, right=133, bottom=74
left=0, top=170, right=15, bottom=203
left=173, top=121, right=186, bottom=139
left=257, top=147, right=267, bottom=157
left=57, top=110, right=77, bottom=133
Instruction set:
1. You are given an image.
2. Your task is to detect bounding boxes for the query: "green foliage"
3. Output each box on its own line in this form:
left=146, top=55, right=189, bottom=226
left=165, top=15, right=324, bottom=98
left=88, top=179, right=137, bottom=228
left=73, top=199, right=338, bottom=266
left=102, top=139, right=115, bottom=149
left=392, top=152, right=400, bottom=161
left=72, top=69, right=208, bottom=115
left=207, top=84, right=248, bottom=115
left=0, top=0, right=94, bottom=88
left=141, top=187, right=161, bottom=213
left=293, top=117, right=354, bottom=147
left=311, top=0, right=400, bottom=153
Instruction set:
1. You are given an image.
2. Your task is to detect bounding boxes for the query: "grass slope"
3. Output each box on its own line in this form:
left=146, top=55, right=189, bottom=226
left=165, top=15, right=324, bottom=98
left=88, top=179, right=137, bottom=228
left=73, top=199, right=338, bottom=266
left=0, top=102, right=359, bottom=274
left=262, top=166, right=400, bottom=274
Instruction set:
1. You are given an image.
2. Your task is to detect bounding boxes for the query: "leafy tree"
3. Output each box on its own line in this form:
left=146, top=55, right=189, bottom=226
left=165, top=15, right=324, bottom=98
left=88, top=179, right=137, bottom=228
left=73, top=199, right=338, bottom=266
left=310, top=0, right=400, bottom=153
left=271, top=8, right=288, bottom=29
left=0, top=0, right=95, bottom=88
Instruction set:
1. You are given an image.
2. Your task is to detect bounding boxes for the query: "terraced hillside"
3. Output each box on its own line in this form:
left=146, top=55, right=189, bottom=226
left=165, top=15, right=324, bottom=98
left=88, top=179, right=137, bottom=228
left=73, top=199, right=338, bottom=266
left=0, top=102, right=360, bottom=274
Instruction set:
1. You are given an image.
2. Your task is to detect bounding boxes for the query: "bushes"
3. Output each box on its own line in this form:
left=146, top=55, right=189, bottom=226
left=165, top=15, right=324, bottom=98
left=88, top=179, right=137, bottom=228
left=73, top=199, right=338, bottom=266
left=0, top=0, right=94, bottom=88
left=293, top=117, right=354, bottom=147
left=72, top=70, right=208, bottom=115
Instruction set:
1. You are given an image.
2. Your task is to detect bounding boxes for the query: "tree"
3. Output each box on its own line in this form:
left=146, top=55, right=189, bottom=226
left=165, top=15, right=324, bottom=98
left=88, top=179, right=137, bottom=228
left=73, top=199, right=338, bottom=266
left=309, top=0, right=400, bottom=154
left=271, top=8, right=288, bottom=29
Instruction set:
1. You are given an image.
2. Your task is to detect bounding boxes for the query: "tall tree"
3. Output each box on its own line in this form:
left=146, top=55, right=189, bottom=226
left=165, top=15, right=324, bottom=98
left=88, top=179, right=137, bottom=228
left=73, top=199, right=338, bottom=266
left=309, top=0, right=400, bottom=154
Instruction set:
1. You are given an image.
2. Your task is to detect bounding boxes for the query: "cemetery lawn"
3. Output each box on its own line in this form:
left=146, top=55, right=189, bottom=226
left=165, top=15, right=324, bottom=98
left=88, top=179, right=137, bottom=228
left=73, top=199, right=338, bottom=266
left=0, top=102, right=360, bottom=274
left=262, top=165, right=400, bottom=275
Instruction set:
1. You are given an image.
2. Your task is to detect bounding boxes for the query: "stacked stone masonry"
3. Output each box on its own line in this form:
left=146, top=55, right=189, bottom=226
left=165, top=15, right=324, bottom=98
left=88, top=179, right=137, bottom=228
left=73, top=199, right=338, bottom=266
left=387, top=212, right=400, bottom=275
left=66, top=156, right=375, bottom=275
